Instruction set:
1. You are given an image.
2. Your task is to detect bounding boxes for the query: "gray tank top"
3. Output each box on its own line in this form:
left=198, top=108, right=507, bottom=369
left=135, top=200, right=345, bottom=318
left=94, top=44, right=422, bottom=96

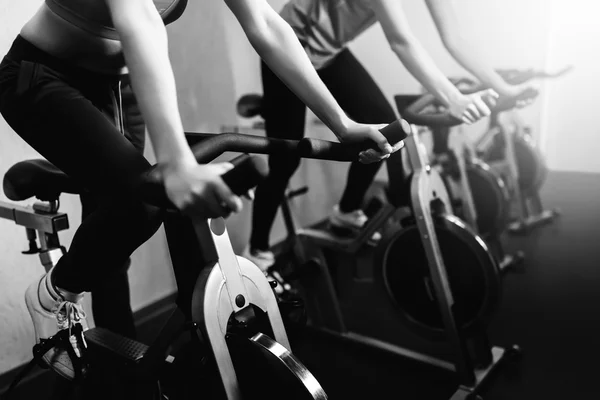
left=45, top=0, right=187, bottom=40
left=280, top=0, right=377, bottom=69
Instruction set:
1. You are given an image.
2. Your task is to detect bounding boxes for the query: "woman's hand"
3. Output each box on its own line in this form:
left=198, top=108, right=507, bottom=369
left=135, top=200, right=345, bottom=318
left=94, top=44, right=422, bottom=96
left=495, top=83, right=539, bottom=109
left=163, top=161, right=244, bottom=217
left=448, top=89, right=499, bottom=124
left=339, top=121, right=404, bottom=164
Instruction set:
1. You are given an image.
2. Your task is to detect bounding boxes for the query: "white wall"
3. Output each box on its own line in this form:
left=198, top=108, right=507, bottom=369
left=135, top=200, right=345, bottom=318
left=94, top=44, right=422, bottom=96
left=0, top=0, right=68, bottom=375
left=540, top=0, right=600, bottom=173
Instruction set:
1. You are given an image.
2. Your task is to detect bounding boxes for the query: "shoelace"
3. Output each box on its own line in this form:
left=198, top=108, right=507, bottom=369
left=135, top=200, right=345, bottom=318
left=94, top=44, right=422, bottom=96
left=348, top=210, right=367, bottom=225
left=52, top=300, right=87, bottom=357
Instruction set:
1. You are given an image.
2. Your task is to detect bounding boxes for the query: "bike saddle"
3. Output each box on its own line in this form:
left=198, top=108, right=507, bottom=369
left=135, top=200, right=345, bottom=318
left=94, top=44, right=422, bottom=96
left=237, top=93, right=264, bottom=118
left=3, top=159, right=81, bottom=201
left=394, top=94, right=422, bottom=115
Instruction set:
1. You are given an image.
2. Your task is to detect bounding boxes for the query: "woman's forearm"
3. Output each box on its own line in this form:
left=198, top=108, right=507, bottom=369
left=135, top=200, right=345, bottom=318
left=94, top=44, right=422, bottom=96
left=444, top=38, right=512, bottom=93
left=111, top=5, right=195, bottom=166
left=424, top=0, right=513, bottom=95
left=391, top=40, right=463, bottom=107
left=229, top=2, right=351, bottom=139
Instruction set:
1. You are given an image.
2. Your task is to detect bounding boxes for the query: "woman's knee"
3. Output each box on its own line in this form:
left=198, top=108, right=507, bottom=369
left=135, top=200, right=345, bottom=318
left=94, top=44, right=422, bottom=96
left=110, top=198, right=164, bottom=246
left=134, top=201, right=164, bottom=237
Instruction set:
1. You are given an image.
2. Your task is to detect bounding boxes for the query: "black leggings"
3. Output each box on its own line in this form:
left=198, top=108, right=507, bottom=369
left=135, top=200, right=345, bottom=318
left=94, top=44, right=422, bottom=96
left=0, top=36, right=162, bottom=339
left=250, top=49, right=398, bottom=251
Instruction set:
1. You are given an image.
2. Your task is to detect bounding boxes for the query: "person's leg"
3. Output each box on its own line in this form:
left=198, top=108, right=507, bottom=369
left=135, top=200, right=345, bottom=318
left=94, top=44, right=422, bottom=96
left=317, top=49, right=399, bottom=228
left=85, top=77, right=143, bottom=340
left=0, top=42, right=162, bottom=378
left=79, top=194, right=135, bottom=341
left=248, top=61, right=307, bottom=268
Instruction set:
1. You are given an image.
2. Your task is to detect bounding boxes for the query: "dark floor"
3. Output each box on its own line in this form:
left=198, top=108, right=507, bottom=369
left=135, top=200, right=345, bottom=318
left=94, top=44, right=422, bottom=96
left=284, top=170, right=600, bottom=400
left=3, top=171, right=599, bottom=400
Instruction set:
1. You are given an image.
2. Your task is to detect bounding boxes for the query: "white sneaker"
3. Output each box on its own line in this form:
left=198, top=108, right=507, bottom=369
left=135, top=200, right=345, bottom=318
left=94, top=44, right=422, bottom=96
left=24, top=267, right=89, bottom=380
left=329, top=205, right=382, bottom=242
left=242, top=246, right=275, bottom=272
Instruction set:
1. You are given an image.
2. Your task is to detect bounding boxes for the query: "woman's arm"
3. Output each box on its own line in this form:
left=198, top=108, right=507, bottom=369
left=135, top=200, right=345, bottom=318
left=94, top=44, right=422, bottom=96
left=224, top=0, right=394, bottom=155
left=425, top=0, right=530, bottom=97
left=105, top=0, right=242, bottom=215
left=371, top=0, right=496, bottom=123
left=106, top=0, right=195, bottom=166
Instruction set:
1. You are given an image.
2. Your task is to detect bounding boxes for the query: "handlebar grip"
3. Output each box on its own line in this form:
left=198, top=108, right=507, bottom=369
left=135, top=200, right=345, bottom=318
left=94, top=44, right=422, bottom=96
left=221, top=154, right=269, bottom=195
left=497, top=68, right=537, bottom=85
left=493, top=86, right=539, bottom=112
left=450, top=76, right=478, bottom=89
left=298, top=119, right=409, bottom=160
left=380, top=119, right=410, bottom=146
left=298, top=139, right=363, bottom=161
left=401, top=93, right=463, bottom=128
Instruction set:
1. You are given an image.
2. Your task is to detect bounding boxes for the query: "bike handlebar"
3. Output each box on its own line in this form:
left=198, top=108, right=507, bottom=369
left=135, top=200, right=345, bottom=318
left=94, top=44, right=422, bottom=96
left=496, top=64, right=573, bottom=85
left=399, top=87, right=539, bottom=128
left=450, top=65, right=574, bottom=93
left=141, top=120, right=409, bottom=208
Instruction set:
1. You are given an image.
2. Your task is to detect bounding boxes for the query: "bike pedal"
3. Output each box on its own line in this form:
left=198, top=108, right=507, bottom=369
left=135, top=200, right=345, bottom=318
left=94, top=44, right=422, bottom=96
left=84, top=327, right=148, bottom=365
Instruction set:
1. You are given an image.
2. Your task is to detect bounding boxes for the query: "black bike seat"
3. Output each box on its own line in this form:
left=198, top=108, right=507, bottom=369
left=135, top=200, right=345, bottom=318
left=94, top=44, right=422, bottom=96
left=237, top=93, right=263, bottom=118
left=394, top=94, right=422, bottom=115
left=3, top=159, right=81, bottom=201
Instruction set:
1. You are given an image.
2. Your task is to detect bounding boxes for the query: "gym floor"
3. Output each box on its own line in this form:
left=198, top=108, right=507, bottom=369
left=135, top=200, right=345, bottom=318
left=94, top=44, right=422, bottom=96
left=10, top=170, right=599, bottom=400
left=283, top=170, right=600, bottom=400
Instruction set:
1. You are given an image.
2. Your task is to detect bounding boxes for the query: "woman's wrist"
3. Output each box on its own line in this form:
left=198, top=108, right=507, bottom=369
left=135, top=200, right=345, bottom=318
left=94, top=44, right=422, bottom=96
left=329, top=113, right=354, bottom=141
left=156, top=143, right=198, bottom=169
left=444, top=87, right=467, bottom=108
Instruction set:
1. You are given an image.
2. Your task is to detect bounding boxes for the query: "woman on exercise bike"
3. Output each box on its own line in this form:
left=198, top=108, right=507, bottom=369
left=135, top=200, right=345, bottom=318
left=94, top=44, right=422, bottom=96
left=245, top=0, right=536, bottom=273
left=0, top=0, right=402, bottom=381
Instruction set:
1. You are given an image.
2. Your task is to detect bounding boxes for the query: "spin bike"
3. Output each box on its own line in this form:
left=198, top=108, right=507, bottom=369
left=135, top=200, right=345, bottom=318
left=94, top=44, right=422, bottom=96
left=473, top=66, right=573, bottom=234
left=3, top=128, right=418, bottom=399
left=396, top=88, right=536, bottom=273
left=291, top=93, right=533, bottom=399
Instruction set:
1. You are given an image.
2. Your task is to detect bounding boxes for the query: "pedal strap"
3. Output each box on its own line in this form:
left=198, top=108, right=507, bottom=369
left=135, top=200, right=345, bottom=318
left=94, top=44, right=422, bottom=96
left=2, top=325, right=88, bottom=399
left=60, top=324, right=88, bottom=381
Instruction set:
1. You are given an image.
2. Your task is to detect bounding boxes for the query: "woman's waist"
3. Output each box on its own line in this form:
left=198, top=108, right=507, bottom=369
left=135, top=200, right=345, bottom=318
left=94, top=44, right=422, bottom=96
left=18, top=4, right=128, bottom=75
left=2, top=35, right=128, bottom=92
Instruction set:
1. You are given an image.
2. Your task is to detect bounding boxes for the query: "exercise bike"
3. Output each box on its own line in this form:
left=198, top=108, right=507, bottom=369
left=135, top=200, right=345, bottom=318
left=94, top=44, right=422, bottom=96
left=396, top=92, right=527, bottom=274
left=3, top=129, right=409, bottom=399
left=472, top=66, right=573, bottom=234
left=290, top=91, right=536, bottom=399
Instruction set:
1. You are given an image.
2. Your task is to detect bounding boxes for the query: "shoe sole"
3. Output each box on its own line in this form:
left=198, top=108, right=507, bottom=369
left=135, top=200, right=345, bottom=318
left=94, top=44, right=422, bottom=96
left=24, top=279, right=78, bottom=381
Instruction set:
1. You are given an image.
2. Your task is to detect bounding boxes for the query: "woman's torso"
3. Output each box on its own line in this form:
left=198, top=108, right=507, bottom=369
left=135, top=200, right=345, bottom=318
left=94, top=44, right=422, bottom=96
left=280, top=0, right=377, bottom=69
left=19, top=0, right=186, bottom=75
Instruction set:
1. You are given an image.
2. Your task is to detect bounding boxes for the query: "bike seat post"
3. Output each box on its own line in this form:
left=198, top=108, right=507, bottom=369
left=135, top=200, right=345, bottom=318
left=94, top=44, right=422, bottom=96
left=450, top=127, right=479, bottom=233
left=37, top=232, right=65, bottom=272
left=33, top=200, right=66, bottom=272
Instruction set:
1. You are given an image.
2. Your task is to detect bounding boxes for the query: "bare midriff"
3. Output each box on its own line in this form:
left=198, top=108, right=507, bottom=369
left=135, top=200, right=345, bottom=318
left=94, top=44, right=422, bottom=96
left=20, top=3, right=128, bottom=75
